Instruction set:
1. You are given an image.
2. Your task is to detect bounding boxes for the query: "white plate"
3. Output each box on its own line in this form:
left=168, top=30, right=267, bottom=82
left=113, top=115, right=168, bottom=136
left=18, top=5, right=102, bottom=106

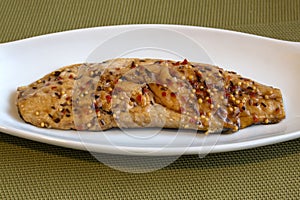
left=0, top=24, right=300, bottom=156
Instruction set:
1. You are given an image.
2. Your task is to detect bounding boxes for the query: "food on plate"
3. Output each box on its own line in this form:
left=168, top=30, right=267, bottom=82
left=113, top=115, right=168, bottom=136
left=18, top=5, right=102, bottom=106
left=16, top=58, right=285, bottom=133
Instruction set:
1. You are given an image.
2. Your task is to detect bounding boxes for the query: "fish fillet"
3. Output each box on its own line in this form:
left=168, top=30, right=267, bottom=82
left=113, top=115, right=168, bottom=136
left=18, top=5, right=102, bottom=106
left=16, top=58, right=285, bottom=133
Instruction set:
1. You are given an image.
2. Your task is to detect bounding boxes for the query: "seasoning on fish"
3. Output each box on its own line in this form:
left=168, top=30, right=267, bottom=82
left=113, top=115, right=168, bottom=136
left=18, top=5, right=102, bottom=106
left=16, top=58, right=285, bottom=133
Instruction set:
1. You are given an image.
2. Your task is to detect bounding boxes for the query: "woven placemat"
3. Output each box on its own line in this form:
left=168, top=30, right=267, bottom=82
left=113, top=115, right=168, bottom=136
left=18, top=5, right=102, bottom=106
left=1, top=0, right=300, bottom=199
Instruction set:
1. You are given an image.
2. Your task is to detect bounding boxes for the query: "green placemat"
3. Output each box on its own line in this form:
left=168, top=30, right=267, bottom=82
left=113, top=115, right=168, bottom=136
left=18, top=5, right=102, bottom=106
left=1, top=0, right=300, bottom=199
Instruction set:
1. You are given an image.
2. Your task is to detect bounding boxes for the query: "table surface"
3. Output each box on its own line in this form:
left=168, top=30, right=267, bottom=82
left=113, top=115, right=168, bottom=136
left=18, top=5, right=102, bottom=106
left=1, top=0, right=300, bottom=199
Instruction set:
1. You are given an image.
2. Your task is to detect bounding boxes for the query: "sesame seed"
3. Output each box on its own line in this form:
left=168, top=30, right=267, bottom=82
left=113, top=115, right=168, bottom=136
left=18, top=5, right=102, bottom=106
left=84, top=91, right=89, bottom=95
left=120, top=96, right=124, bottom=100
left=112, top=95, right=117, bottom=99
left=61, top=91, right=65, bottom=95
left=236, top=100, right=241, bottom=104
left=264, top=119, right=269, bottom=123
left=113, top=114, right=116, bottom=118
left=190, top=94, right=195, bottom=98
left=198, top=98, right=203, bottom=104
left=184, top=124, right=189, bottom=128
left=181, top=76, right=186, bottom=80
left=108, top=87, right=113, bottom=92
left=238, top=82, right=242, bottom=86
left=201, top=115, right=206, bottom=119
left=229, top=107, right=234, bottom=112
left=41, top=122, right=45, bottom=127
left=192, top=89, right=196, bottom=93
left=265, top=95, right=269, bottom=100
left=200, top=86, right=204, bottom=90
left=80, top=93, right=84, bottom=97
left=87, top=123, right=92, bottom=128
left=188, top=75, right=194, bottom=80
left=210, top=104, right=214, bottom=109
left=207, top=89, right=211, bottom=93
left=207, top=112, right=211, bottom=117
left=37, top=80, right=42, bottom=83
left=35, top=111, right=40, bottom=116
left=233, top=125, right=239, bottom=131
left=235, top=90, right=239, bottom=95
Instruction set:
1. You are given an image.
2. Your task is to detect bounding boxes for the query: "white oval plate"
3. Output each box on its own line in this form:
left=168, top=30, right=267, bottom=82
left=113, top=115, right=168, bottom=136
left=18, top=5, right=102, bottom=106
left=0, top=24, right=300, bottom=156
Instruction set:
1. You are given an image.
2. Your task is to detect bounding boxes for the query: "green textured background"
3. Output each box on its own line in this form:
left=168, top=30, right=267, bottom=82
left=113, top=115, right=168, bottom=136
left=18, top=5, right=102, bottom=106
left=1, top=0, right=300, bottom=199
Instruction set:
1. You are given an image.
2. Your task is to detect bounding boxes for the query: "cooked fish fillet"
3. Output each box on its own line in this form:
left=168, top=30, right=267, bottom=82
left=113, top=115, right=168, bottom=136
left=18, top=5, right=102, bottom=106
left=16, top=58, right=285, bottom=133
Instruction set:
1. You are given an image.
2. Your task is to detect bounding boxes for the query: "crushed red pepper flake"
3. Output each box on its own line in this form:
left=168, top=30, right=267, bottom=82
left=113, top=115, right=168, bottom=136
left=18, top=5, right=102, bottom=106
left=136, top=94, right=142, bottom=103
left=106, top=95, right=112, bottom=103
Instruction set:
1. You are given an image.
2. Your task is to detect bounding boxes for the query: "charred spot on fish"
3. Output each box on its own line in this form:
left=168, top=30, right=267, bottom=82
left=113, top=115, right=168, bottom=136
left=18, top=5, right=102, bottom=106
left=100, top=119, right=106, bottom=126
left=106, top=111, right=113, bottom=115
left=54, top=71, right=61, bottom=76
left=96, top=86, right=102, bottom=91
left=261, top=102, right=267, bottom=107
left=55, top=92, right=61, bottom=98
left=130, top=61, right=136, bottom=69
